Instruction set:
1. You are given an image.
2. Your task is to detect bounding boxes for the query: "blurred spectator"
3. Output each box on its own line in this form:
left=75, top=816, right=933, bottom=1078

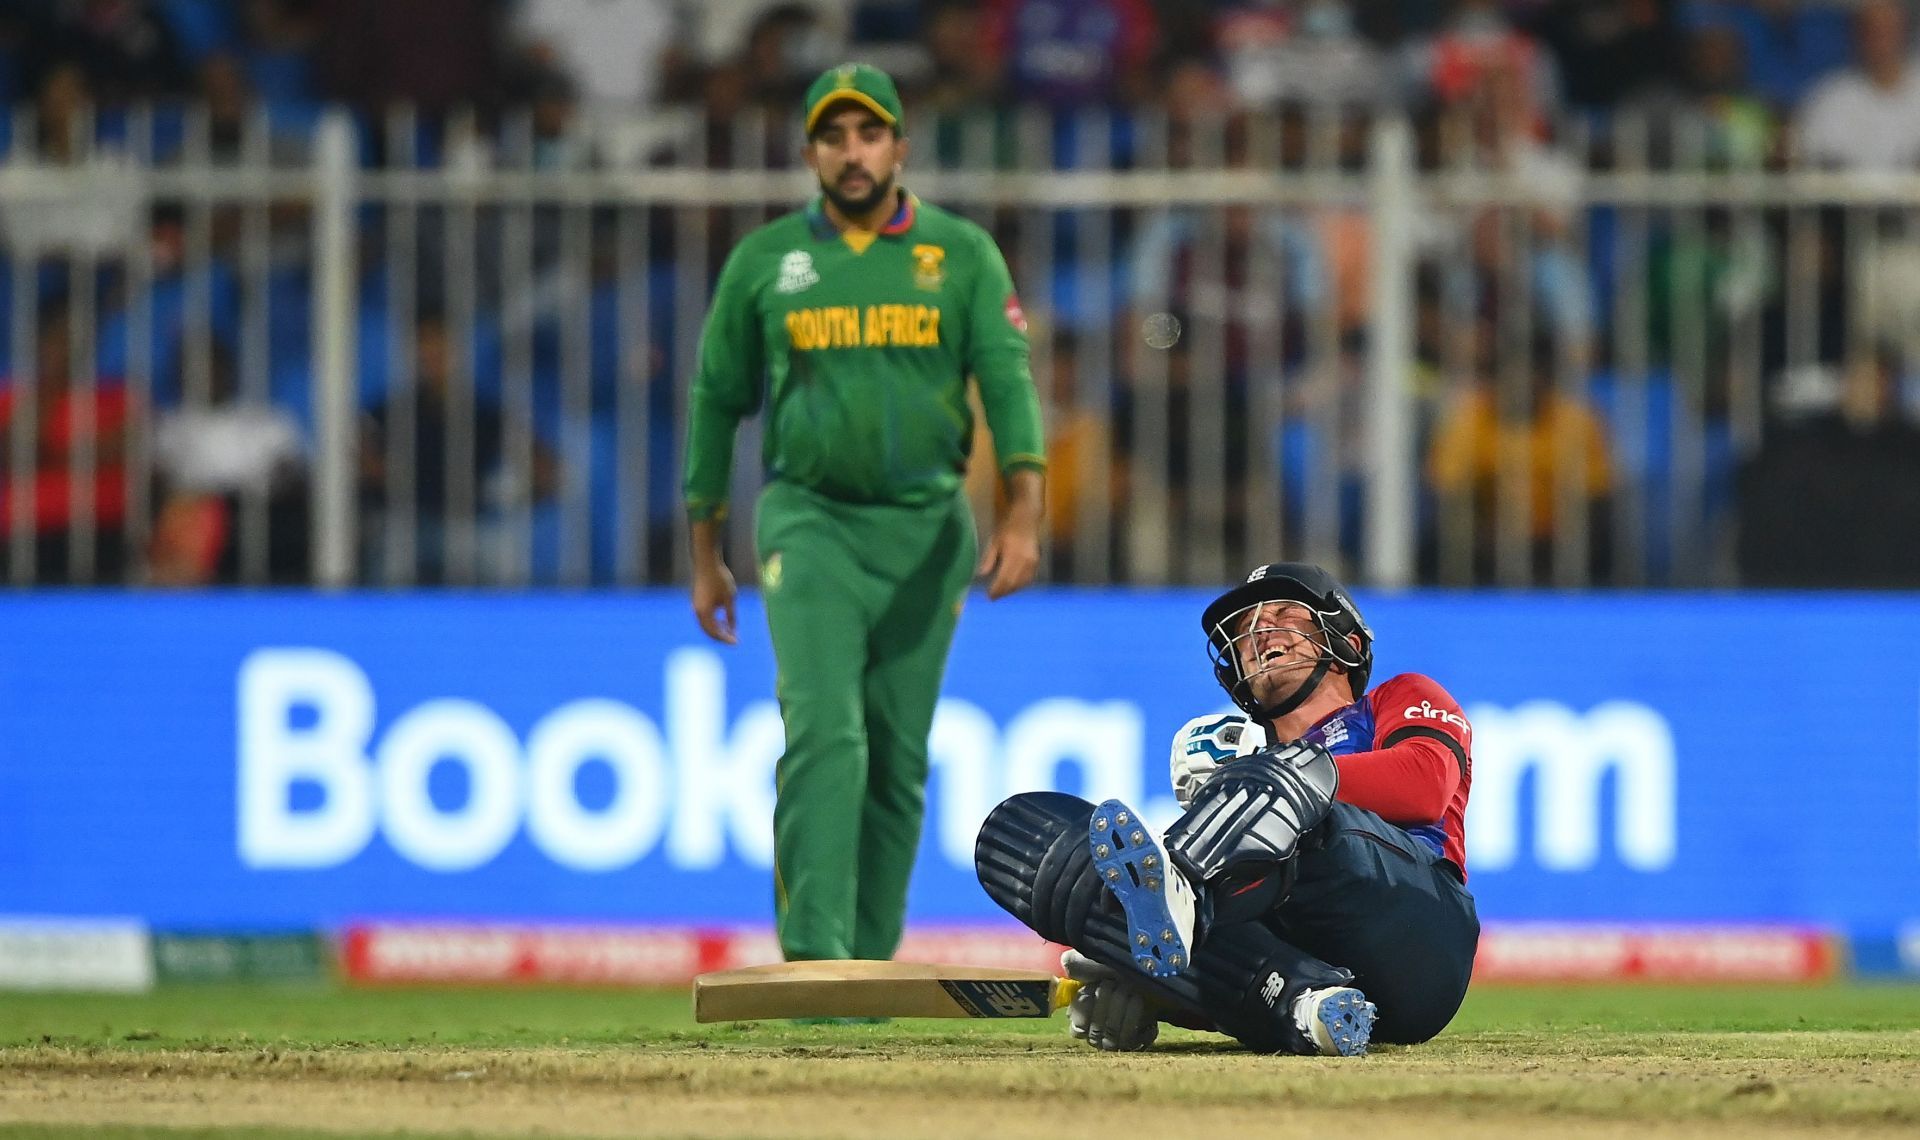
left=1706, top=0, right=1852, bottom=113
left=1796, top=0, right=1920, bottom=171
left=359, top=310, right=558, bottom=584
left=1126, top=206, right=1323, bottom=376
left=513, top=0, right=678, bottom=109
left=968, top=329, right=1124, bottom=580
left=676, top=4, right=834, bottom=168
left=1215, top=0, right=1394, bottom=111
left=521, top=65, right=591, bottom=170
left=0, top=8, right=29, bottom=104
left=1113, top=330, right=1255, bottom=579
left=1684, top=19, right=1773, bottom=169
left=511, top=0, right=682, bottom=166
left=1427, top=55, right=1592, bottom=347
left=148, top=342, right=308, bottom=585
left=314, top=0, right=508, bottom=122
left=1407, top=0, right=1559, bottom=130
left=904, top=0, right=1006, bottom=114
left=1128, top=62, right=1326, bottom=374
left=1738, top=342, right=1920, bottom=587
left=0, top=62, right=143, bottom=258
left=237, top=0, right=318, bottom=108
left=24, top=59, right=94, bottom=162
left=984, top=0, right=1159, bottom=108
left=0, top=299, right=136, bottom=583
left=1425, top=329, right=1612, bottom=583
left=1644, top=207, right=1769, bottom=415
left=39, top=0, right=191, bottom=101
left=185, top=48, right=311, bottom=167
left=1616, top=16, right=1775, bottom=169
left=740, top=3, right=839, bottom=115
left=1529, top=0, right=1684, bottom=109
left=201, top=52, right=251, bottom=158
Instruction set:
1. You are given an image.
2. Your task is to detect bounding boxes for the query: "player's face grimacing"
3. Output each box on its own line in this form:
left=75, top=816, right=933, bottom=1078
left=806, top=105, right=908, bottom=218
left=1231, top=601, right=1335, bottom=707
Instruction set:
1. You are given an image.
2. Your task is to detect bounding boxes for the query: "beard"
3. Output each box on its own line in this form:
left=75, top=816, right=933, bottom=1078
left=820, top=165, right=895, bottom=218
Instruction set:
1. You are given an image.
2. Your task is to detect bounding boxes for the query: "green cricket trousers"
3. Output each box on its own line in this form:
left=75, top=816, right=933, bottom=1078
left=755, top=479, right=978, bottom=961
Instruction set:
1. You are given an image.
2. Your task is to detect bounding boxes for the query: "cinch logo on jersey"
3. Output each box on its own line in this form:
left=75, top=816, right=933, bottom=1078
left=785, top=304, right=943, bottom=350
left=1405, top=699, right=1470, bottom=734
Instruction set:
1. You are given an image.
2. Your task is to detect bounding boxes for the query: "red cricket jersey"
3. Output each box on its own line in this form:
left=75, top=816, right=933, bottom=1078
left=1298, top=673, right=1472, bottom=877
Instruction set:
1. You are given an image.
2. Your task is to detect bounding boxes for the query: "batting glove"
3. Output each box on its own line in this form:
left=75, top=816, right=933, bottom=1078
left=1062, top=949, right=1160, bottom=1052
left=1169, top=713, right=1268, bottom=807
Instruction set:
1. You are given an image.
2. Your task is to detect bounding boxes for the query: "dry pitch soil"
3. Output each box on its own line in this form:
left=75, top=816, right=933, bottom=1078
left=0, top=985, right=1916, bottom=1138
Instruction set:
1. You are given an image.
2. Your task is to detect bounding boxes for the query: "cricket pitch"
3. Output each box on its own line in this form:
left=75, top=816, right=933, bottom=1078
left=0, top=983, right=1916, bottom=1138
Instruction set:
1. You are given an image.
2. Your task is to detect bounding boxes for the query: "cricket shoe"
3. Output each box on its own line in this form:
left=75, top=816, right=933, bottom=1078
left=1292, top=986, right=1376, bottom=1057
left=1089, top=798, right=1197, bottom=979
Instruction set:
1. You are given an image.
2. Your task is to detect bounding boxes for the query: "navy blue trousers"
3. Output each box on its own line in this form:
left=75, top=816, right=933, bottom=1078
left=1265, top=801, right=1479, bottom=1044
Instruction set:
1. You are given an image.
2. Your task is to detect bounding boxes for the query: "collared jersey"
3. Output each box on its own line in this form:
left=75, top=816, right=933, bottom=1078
left=683, top=192, right=1045, bottom=518
left=1299, top=673, right=1473, bottom=876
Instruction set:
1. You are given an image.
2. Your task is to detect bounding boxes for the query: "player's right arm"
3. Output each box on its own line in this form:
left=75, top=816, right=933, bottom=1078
left=1337, top=674, right=1469, bottom=825
left=684, top=242, right=768, bottom=644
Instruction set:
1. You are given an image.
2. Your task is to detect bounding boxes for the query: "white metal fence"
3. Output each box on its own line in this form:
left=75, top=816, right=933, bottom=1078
left=1, top=103, right=1913, bottom=589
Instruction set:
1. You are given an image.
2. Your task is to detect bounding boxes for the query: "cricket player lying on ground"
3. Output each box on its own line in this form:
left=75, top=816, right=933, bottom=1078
left=976, top=562, right=1478, bottom=1055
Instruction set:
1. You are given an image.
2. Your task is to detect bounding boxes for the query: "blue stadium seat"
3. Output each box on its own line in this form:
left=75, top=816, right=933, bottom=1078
left=156, top=0, right=240, bottom=65
left=96, top=263, right=242, bottom=404
left=1588, top=369, right=1738, bottom=581
left=244, top=51, right=318, bottom=109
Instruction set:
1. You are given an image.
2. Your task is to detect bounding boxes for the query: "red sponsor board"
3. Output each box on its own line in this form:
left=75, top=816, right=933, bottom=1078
left=340, top=921, right=1840, bottom=986
left=340, top=923, right=1059, bottom=985
left=1475, top=923, right=1840, bottom=983
left=341, top=924, right=718, bottom=985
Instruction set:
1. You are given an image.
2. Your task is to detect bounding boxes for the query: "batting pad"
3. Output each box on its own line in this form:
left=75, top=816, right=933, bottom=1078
left=693, top=960, right=1076, bottom=1022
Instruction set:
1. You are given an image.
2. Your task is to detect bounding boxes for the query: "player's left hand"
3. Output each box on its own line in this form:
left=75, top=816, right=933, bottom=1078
left=1062, top=949, right=1160, bottom=1052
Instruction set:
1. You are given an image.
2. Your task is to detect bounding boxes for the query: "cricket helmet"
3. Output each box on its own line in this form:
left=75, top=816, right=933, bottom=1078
left=1201, top=562, right=1373, bottom=720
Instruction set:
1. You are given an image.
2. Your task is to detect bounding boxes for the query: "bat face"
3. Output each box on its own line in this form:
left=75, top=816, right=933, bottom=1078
left=693, top=960, right=1075, bottom=1022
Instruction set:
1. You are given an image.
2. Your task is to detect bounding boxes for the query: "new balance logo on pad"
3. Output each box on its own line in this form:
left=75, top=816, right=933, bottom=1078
left=1261, top=972, right=1285, bottom=1009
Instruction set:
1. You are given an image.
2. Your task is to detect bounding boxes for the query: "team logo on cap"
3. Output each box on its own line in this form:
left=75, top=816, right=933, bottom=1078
left=912, top=244, right=946, bottom=291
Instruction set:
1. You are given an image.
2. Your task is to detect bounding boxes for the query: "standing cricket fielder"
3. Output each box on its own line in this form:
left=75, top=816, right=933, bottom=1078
left=685, top=63, right=1046, bottom=963
left=977, top=563, right=1478, bottom=1054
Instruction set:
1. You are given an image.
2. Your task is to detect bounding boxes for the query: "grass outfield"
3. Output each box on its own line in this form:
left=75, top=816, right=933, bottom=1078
left=0, top=982, right=1917, bottom=1138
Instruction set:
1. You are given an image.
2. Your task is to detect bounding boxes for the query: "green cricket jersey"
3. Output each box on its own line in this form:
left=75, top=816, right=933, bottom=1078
left=683, top=192, right=1045, bottom=519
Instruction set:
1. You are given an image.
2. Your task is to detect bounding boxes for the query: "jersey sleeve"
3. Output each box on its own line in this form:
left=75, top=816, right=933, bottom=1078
left=964, top=227, right=1045, bottom=480
left=1334, top=674, right=1470, bottom=826
left=682, top=242, right=767, bottom=522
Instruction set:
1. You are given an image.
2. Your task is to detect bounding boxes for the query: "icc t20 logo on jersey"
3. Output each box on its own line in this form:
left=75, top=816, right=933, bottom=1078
left=776, top=250, right=819, bottom=294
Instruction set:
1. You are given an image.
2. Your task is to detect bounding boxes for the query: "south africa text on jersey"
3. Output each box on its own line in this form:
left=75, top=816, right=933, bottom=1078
left=786, top=304, right=943, bottom=350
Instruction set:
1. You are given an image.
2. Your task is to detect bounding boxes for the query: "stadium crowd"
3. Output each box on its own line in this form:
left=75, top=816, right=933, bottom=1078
left=1, top=0, right=1917, bottom=588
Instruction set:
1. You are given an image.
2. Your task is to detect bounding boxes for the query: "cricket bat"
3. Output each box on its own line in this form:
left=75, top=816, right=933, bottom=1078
left=692, top=960, right=1080, bottom=1022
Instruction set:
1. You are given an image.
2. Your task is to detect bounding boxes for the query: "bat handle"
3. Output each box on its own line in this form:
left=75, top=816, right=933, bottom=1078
left=1052, top=977, right=1082, bottom=1012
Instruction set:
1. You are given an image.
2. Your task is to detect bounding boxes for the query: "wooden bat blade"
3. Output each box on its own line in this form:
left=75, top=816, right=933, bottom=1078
left=692, top=960, right=1075, bottom=1022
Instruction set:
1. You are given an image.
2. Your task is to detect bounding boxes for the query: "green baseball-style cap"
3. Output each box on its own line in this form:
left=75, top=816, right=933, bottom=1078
left=803, top=62, right=905, bottom=136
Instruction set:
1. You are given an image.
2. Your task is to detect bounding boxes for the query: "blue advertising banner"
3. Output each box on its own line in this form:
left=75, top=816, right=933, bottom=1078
left=1, top=592, right=1915, bottom=944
